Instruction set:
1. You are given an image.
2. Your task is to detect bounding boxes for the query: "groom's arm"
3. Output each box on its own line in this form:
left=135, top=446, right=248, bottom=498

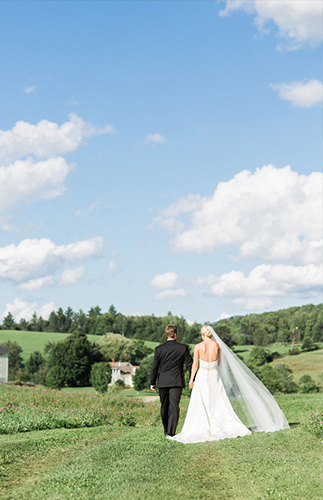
left=150, top=348, right=160, bottom=391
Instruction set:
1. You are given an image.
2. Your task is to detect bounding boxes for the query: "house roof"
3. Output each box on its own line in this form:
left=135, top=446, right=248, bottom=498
left=109, top=362, right=139, bottom=376
left=0, top=345, right=9, bottom=354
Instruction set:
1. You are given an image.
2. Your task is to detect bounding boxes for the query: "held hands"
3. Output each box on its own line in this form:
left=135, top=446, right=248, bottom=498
left=150, top=385, right=156, bottom=393
left=189, top=380, right=194, bottom=389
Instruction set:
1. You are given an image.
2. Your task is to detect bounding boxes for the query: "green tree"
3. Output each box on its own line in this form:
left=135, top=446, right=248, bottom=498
left=1, top=341, right=24, bottom=380
left=130, top=340, right=153, bottom=365
left=25, top=351, right=45, bottom=376
left=301, top=335, right=317, bottom=352
left=46, top=365, right=66, bottom=389
left=91, top=362, right=112, bottom=392
left=274, top=363, right=298, bottom=393
left=47, top=311, right=59, bottom=332
left=46, top=332, right=93, bottom=387
left=132, top=367, right=148, bottom=391
left=256, top=365, right=283, bottom=394
left=3, top=312, right=15, bottom=330
left=249, top=347, right=272, bottom=366
left=215, top=323, right=236, bottom=348
left=132, top=353, right=154, bottom=391
left=108, top=305, right=117, bottom=316
left=313, top=314, right=323, bottom=342
left=99, top=333, right=132, bottom=362
left=298, top=375, right=319, bottom=394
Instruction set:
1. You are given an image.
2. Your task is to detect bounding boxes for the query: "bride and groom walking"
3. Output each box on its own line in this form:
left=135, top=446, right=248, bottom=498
left=150, top=324, right=289, bottom=444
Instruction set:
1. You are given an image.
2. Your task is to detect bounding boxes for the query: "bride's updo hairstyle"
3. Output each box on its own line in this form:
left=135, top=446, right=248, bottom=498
left=201, top=325, right=213, bottom=338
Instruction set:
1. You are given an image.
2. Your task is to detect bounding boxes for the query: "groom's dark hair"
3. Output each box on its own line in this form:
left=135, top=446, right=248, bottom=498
left=165, top=324, right=178, bottom=339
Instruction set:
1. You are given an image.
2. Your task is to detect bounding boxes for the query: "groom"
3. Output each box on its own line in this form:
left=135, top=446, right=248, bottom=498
left=150, top=324, right=193, bottom=436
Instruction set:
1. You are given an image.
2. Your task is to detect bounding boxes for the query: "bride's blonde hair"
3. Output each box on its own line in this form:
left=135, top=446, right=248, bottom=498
left=201, top=325, right=213, bottom=338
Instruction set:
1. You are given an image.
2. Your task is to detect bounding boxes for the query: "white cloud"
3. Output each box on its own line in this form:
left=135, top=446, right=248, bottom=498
left=153, top=288, right=188, bottom=301
left=17, top=266, right=86, bottom=291
left=0, top=114, right=114, bottom=220
left=270, top=79, right=323, bottom=108
left=75, top=209, right=83, bottom=218
left=59, top=266, right=86, bottom=286
left=24, top=86, right=36, bottom=94
left=151, top=272, right=179, bottom=289
left=18, top=275, right=55, bottom=292
left=195, top=263, right=322, bottom=310
left=0, top=236, right=103, bottom=284
left=144, top=133, right=166, bottom=146
left=0, top=156, right=72, bottom=215
left=108, top=262, right=117, bottom=275
left=215, top=313, right=232, bottom=322
left=0, top=113, right=114, bottom=165
left=154, top=165, right=322, bottom=266
left=1, top=298, right=56, bottom=322
left=89, top=200, right=100, bottom=212
left=220, top=0, right=323, bottom=49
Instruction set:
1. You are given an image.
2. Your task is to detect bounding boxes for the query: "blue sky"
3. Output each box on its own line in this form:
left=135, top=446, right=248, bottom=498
left=0, top=0, right=322, bottom=324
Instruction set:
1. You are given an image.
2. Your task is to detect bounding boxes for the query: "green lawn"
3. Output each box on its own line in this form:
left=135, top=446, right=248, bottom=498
left=61, top=386, right=153, bottom=398
left=272, top=349, right=323, bottom=383
left=0, top=393, right=322, bottom=499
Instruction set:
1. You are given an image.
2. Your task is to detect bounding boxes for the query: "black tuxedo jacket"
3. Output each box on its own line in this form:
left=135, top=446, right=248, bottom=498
left=150, top=340, right=193, bottom=388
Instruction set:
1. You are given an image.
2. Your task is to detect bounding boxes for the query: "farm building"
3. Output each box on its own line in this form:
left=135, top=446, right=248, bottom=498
left=109, top=361, right=138, bottom=387
left=0, top=345, right=9, bottom=383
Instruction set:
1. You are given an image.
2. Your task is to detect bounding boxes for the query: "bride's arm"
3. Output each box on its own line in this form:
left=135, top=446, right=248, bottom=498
left=189, top=345, right=199, bottom=388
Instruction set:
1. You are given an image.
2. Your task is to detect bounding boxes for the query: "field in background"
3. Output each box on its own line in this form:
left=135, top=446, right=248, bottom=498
left=0, top=330, right=159, bottom=361
left=1, top=330, right=322, bottom=388
left=272, top=349, right=323, bottom=383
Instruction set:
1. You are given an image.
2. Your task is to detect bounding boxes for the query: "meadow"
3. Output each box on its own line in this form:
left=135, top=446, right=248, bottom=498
left=0, top=386, right=322, bottom=499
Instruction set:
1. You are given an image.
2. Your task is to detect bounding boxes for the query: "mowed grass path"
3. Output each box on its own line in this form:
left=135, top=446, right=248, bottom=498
left=1, top=394, right=323, bottom=500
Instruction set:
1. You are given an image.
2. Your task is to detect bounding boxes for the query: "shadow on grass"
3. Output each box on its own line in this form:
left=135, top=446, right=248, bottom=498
left=288, top=422, right=300, bottom=428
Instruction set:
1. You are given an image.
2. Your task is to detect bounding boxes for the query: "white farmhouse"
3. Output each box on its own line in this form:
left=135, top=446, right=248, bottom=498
left=0, top=345, right=9, bottom=383
left=109, top=361, right=138, bottom=388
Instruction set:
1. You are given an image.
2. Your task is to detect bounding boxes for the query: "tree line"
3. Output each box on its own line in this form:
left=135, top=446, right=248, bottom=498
left=2, top=302, right=323, bottom=346
left=2, top=332, right=153, bottom=390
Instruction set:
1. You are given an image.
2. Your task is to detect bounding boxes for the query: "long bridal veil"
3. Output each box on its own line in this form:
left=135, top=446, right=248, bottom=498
left=208, top=326, right=289, bottom=432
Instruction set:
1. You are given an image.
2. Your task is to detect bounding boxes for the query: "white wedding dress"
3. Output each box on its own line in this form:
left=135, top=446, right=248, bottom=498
left=168, top=358, right=252, bottom=444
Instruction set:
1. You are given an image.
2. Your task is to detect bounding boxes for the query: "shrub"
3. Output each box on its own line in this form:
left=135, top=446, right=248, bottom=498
left=133, top=367, right=149, bottom=391
left=288, top=348, right=300, bottom=355
left=298, top=375, right=319, bottom=394
left=256, top=365, right=283, bottom=394
left=301, top=336, right=318, bottom=352
left=46, top=365, right=66, bottom=389
left=305, top=410, right=323, bottom=438
left=91, top=362, right=112, bottom=393
left=273, top=363, right=298, bottom=393
left=114, top=379, right=125, bottom=387
left=249, top=347, right=272, bottom=366
left=108, top=384, right=123, bottom=395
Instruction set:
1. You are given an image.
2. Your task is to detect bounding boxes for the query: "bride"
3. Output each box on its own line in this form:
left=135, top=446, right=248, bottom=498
left=168, top=325, right=289, bottom=444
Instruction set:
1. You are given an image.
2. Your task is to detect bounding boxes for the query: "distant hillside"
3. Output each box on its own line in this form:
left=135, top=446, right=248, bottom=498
left=0, top=330, right=163, bottom=361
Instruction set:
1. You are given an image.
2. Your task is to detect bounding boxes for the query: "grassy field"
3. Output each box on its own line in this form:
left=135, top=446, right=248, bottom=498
left=0, top=392, right=322, bottom=499
left=61, top=386, right=153, bottom=398
left=0, top=330, right=159, bottom=361
left=272, top=349, right=323, bottom=383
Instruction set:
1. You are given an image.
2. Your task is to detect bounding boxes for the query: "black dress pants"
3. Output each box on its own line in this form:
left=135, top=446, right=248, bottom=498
left=158, top=387, right=182, bottom=436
